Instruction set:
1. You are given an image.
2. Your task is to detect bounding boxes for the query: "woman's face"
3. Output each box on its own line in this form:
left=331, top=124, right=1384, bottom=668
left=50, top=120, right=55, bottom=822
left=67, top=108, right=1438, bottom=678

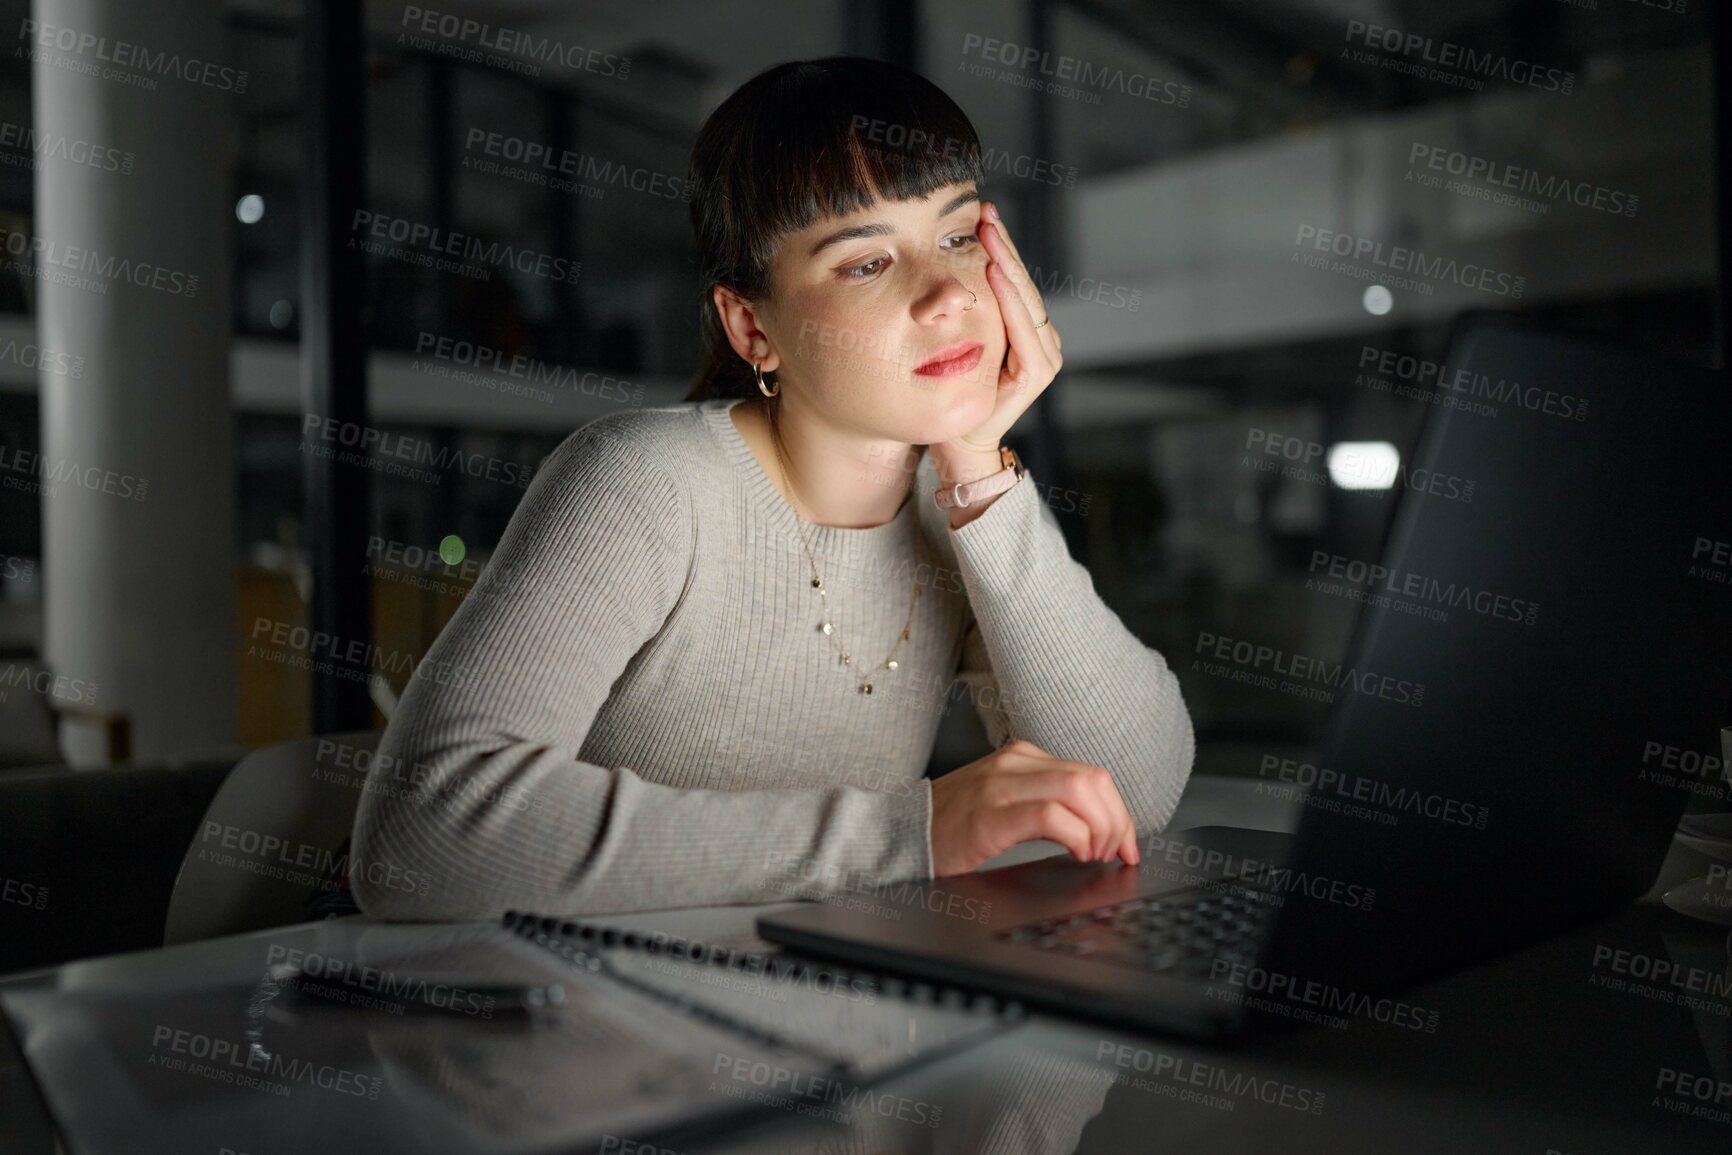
left=757, top=181, right=1005, bottom=446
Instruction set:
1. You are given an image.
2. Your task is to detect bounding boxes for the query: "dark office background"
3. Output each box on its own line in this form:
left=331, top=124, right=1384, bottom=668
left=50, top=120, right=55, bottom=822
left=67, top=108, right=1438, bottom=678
left=0, top=0, right=1718, bottom=782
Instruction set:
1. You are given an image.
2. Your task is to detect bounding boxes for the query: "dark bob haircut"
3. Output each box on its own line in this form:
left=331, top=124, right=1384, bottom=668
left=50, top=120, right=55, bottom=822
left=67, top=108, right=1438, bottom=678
left=684, top=56, right=986, bottom=403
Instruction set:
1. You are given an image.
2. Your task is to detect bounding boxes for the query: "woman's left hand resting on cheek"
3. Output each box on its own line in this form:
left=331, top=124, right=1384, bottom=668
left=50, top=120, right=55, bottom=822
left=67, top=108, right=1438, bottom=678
left=928, top=200, right=1064, bottom=491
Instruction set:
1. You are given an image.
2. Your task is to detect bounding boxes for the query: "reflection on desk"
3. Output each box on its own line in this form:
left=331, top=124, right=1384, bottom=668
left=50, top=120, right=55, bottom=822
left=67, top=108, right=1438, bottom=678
left=2, top=778, right=1731, bottom=1154
left=3, top=920, right=852, bottom=1155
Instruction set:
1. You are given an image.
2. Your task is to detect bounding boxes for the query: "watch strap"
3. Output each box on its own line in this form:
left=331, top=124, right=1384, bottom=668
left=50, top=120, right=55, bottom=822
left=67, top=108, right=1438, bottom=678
left=933, top=445, right=1024, bottom=510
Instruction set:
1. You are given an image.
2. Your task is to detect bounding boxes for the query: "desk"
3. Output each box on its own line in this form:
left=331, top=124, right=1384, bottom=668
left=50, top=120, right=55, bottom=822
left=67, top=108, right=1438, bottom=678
left=4, top=780, right=1731, bottom=1154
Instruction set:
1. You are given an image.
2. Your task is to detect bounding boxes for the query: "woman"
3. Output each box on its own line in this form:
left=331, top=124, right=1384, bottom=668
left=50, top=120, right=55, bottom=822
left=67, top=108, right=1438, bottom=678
left=350, top=56, right=1194, bottom=921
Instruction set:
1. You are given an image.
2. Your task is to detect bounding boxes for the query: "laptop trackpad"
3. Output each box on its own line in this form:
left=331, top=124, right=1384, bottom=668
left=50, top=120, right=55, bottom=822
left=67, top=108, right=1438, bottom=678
left=1152, top=825, right=1298, bottom=885
left=921, top=826, right=1298, bottom=918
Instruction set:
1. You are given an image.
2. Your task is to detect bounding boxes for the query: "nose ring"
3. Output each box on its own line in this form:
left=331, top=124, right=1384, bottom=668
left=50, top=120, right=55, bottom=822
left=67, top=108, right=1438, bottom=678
left=964, top=289, right=977, bottom=311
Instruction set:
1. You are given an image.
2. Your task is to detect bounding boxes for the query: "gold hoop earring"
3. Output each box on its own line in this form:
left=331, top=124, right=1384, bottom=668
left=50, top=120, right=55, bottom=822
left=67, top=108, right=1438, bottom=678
left=754, top=359, right=779, bottom=398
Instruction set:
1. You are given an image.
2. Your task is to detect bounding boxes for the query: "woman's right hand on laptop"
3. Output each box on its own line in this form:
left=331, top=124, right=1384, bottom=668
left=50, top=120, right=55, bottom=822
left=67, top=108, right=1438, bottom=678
left=929, top=739, right=1140, bottom=877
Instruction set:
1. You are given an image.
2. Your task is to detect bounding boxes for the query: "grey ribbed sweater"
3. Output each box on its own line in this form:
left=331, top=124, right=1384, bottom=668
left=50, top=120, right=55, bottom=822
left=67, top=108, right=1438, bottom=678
left=350, top=397, right=1195, bottom=920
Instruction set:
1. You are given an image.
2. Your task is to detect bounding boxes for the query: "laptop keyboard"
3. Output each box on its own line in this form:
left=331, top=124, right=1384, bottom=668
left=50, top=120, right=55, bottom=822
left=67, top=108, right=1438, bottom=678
left=993, top=886, right=1279, bottom=978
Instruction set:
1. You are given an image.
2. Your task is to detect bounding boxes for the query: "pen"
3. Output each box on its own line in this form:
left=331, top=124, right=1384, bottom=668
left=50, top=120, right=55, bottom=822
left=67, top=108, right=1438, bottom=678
left=269, top=963, right=566, bottom=1018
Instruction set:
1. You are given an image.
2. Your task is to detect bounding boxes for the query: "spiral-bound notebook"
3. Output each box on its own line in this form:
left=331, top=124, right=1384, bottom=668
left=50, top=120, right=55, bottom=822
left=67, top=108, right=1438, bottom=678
left=501, top=909, right=1022, bottom=1082
left=1, top=910, right=1020, bottom=1155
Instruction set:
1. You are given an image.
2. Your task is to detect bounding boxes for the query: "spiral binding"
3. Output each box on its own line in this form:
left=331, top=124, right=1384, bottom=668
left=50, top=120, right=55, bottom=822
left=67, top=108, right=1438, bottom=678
left=499, top=909, right=1024, bottom=1072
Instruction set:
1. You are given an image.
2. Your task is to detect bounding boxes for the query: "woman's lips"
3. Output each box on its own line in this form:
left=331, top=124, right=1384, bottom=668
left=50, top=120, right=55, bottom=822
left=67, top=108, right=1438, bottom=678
left=913, top=342, right=985, bottom=377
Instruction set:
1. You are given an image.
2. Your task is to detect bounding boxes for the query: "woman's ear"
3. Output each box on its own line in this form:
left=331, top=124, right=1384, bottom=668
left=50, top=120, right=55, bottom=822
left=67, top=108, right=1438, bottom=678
left=711, top=284, right=781, bottom=374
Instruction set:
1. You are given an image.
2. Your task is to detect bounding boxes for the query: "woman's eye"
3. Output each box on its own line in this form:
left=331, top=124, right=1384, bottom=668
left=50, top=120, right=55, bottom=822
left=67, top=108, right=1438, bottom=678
left=842, top=256, right=888, bottom=281
left=841, top=236, right=975, bottom=281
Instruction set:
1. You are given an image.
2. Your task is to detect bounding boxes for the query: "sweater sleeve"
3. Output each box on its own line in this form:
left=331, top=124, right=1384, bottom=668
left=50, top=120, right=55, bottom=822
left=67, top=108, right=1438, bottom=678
left=350, top=425, right=933, bottom=921
left=946, top=465, right=1195, bottom=835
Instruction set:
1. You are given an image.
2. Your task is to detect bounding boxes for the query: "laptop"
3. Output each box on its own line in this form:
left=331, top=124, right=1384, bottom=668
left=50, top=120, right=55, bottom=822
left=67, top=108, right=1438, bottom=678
left=759, top=318, right=1732, bottom=1041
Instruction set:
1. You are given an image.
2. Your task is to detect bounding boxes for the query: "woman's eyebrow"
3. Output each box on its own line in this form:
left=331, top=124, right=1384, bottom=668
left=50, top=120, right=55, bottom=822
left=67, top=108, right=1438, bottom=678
left=806, top=188, right=981, bottom=258
left=808, top=221, right=891, bottom=258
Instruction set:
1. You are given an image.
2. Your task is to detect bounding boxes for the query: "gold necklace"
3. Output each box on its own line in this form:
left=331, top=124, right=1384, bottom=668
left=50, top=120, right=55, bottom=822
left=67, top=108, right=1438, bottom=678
left=770, top=416, right=921, bottom=695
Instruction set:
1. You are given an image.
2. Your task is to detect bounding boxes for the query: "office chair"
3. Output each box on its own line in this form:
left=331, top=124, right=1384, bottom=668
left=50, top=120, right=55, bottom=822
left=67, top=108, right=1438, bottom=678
left=0, top=655, right=131, bottom=772
left=162, top=730, right=380, bottom=946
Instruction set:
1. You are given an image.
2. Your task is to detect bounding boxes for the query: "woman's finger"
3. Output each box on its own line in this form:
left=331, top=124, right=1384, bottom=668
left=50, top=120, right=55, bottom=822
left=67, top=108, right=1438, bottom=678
left=979, top=220, right=1050, bottom=332
left=979, top=206, right=1058, bottom=358
left=1049, top=769, right=1122, bottom=861
left=992, top=745, right=1130, bottom=858
left=1003, top=799, right=1094, bottom=864
left=1081, top=765, right=1136, bottom=864
left=986, top=260, right=1052, bottom=395
left=984, top=768, right=1114, bottom=859
left=984, top=201, right=1030, bottom=276
left=1058, top=761, right=1135, bottom=864
left=1106, top=803, right=1136, bottom=865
